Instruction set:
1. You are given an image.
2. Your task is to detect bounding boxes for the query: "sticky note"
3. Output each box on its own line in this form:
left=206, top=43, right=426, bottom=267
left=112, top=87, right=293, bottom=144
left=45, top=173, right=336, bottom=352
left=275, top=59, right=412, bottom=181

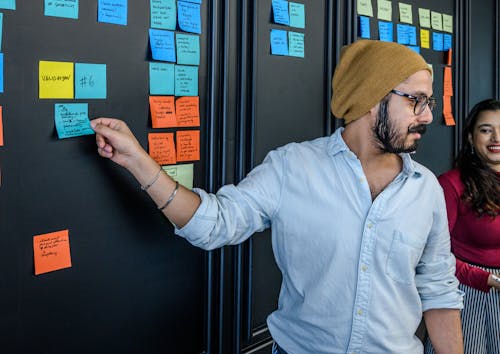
left=39, top=60, right=74, bottom=99
left=288, top=31, right=304, bottom=57
left=150, top=0, right=176, bottom=30
left=149, top=62, right=174, bottom=95
left=149, top=28, right=176, bottom=62
left=398, top=3, right=412, bottom=24
left=0, top=0, right=15, bottom=10
left=44, top=0, right=79, bottom=19
left=175, top=96, right=200, bottom=127
left=443, top=96, right=456, bottom=126
left=0, top=106, right=3, bottom=146
left=176, top=33, right=200, bottom=65
left=289, top=2, right=305, bottom=28
left=163, top=164, right=194, bottom=190
left=0, top=13, right=3, bottom=50
left=356, top=0, right=373, bottom=17
left=149, top=96, right=176, bottom=128
left=420, top=29, right=429, bottom=49
left=175, top=65, right=198, bottom=96
left=270, top=29, right=288, bottom=56
left=407, top=45, right=419, bottom=54
left=359, top=16, right=370, bottom=39
left=98, top=0, right=127, bottom=25
left=177, top=1, right=201, bottom=34
left=407, top=25, right=417, bottom=45
left=176, top=130, right=200, bottom=162
left=33, top=230, right=72, bottom=275
left=0, top=53, right=3, bottom=93
left=446, top=48, right=452, bottom=66
left=75, top=63, right=106, bottom=99
left=148, top=132, right=176, bottom=165
left=396, top=24, right=409, bottom=45
left=183, top=0, right=201, bottom=3
left=378, top=21, right=393, bottom=42
left=418, top=8, right=430, bottom=28
left=443, top=14, right=453, bottom=33
left=272, top=0, right=290, bottom=25
left=431, top=11, right=443, bottom=31
left=443, top=34, right=452, bottom=50
left=377, top=0, right=392, bottom=21
left=443, top=66, right=453, bottom=96
left=54, top=103, right=94, bottom=139
left=432, top=32, right=444, bottom=51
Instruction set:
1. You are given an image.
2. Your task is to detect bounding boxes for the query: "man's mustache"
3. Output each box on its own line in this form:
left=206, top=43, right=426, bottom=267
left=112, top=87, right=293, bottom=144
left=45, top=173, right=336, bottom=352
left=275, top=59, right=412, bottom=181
left=408, top=124, right=427, bottom=135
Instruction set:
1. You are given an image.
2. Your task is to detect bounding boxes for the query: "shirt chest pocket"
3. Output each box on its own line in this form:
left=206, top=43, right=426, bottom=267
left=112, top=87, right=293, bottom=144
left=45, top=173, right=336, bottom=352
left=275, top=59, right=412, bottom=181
left=386, top=230, right=426, bottom=285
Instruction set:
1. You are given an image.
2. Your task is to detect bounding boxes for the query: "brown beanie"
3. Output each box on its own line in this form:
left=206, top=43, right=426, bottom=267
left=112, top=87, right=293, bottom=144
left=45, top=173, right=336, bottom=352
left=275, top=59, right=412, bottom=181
left=331, top=39, right=431, bottom=123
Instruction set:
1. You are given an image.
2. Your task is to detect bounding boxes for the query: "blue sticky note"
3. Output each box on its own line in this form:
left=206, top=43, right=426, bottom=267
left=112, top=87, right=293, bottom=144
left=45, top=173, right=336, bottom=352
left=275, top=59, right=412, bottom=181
left=272, top=0, right=289, bottom=25
left=54, top=103, right=94, bottom=139
left=443, top=34, right=452, bottom=50
left=396, top=24, right=409, bottom=45
left=288, top=31, right=304, bottom=58
left=359, top=16, right=370, bottom=39
left=150, top=0, right=176, bottom=30
left=407, top=25, right=417, bottom=45
left=44, top=0, right=79, bottom=19
left=149, top=62, right=174, bottom=95
left=378, top=21, right=393, bottom=42
left=270, top=29, right=288, bottom=56
left=75, top=63, right=106, bottom=99
left=177, top=1, right=201, bottom=34
left=432, top=32, right=444, bottom=51
left=176, top=33, right=200, bottom=65
left=0, top=0, right=15, bottom=10
left=289, top=2, right=305, bottom=29
left=183, top=0, right=201, bottom=2
left=149, top=28, right=176, bottom=62
left=0, top=53, right=3, bottom=93
left=98, top=0, right=127, bottom=25
left=175, top=65, right=198, bottom=96
left=0, top=13, right=3, bottom=51
left=407, top=45, right=420, bottom=54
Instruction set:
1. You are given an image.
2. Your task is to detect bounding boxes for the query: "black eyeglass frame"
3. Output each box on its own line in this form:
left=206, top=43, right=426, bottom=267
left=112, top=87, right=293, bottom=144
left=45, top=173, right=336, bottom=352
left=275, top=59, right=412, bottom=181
left=390, top=89, right=437, bottom=115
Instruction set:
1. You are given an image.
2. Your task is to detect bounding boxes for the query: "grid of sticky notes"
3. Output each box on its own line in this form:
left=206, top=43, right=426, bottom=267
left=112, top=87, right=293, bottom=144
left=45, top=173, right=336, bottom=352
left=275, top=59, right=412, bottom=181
left=270, top=0, right=305, bottom=58
left=357, top=0, right=453, bottom=54
left=148, top=0, right=201, bottom=169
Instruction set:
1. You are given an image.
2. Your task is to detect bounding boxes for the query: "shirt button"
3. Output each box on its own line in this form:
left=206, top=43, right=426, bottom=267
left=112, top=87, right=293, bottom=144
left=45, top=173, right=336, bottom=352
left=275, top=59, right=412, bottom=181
left=361, top=265, right=368, bottom=271
left=359, top=177, right=364, bottom=183
left=367, top=223, right=373, bottom=229
left=357, top=309, right=363, bottom=315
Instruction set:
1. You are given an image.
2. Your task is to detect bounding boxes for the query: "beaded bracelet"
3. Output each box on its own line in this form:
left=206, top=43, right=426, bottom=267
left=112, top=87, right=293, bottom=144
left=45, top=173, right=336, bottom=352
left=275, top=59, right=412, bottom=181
left=141, top=166, right=163, bottom=191
left=158, top=181, right=179, bottom=211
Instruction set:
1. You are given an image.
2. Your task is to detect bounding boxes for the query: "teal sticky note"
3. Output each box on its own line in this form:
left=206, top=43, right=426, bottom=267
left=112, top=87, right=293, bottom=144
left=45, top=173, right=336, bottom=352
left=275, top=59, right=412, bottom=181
left=443, top=34, right=452, bottom=50
left=183, top=0, right=201, bottom=3
left=288, top=31, right=304, bottom=58
left=378, top=21, right=393, bottom=42
left=272, top=0, right=289, bottom=25
left=98, top=0, right=127, bottom=26
left=149, top=62, right=174, bottom=95
left=359, top=16, right=370, bottom=38
left=44, top=0, right=79, bottom=19
left=149, top=28, right=176, bottom=62
left=175, top=65, right=198, bottom=96
left=396, top=23, right=409, bottom=45
left=289, top=2, right=305, bottom=29
left=176, top=33, right=200, bottom=65
left=54, top=103, right=94, bottom=139
left=75, top=63, right=107, bottom=99
left=432, top=32, right=444, bottom=51
left=407, top=45, right=420, bottom=54
left=150, top=0, right=176, bottom=30
left=0, top=0, right=15, bottom=10
left=0, top=13, right=3, bottom=51
left=270, top=29, right=288, bottom=56
left=177, top=1, right=201, bottom=34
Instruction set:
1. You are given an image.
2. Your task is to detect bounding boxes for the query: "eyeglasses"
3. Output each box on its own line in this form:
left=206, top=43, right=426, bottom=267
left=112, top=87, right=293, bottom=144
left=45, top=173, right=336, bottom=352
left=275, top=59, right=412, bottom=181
left=390, top=89, right=437, bottom=115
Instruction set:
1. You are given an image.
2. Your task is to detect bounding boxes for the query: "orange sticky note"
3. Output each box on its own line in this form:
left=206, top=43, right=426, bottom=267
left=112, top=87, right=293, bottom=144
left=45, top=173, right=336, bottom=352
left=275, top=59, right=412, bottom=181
left=443, top=95, right=456, bottom=126
left=176, top=130, right=200, bottom=162
left=148, top=132, right=177, bottom=165
left=443, top=67, right=453, bottom=96
left=149, top=96, right=176, bottom=128
left=446, top=49, right=452, bottom=66
left=175, top=96, right=200, bottom=127
left=33, top=230, right=72, bottom=275
left=0, top=106, right=3, bottom=146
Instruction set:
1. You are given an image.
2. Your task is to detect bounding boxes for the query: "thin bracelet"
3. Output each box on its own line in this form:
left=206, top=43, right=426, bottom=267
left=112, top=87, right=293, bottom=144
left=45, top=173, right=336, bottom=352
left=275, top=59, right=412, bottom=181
left=158, top=181, right=179, bottom=211
left=141, top=166, right=162, bottom=191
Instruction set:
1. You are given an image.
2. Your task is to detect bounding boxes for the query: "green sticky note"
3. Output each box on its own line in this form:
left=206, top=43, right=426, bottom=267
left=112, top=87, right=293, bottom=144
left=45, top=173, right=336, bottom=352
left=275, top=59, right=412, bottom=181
left=398, top=3, right=412, bottom=24
left=377, top=0, right=392, bottom=22
left=163, top=164, right=194, bottom=190
left=356, top=0, right=373, bottom=17
left=288, top=31, right=304, bottom=58
left=442, top=14, right=453, bottom=33
left=431, top=11, right=443, bottom=31
left=418, top=8, right=430, bottom=28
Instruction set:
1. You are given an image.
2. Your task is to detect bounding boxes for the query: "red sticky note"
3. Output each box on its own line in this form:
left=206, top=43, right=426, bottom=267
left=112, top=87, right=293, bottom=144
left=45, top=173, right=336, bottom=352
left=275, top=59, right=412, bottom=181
left=443, top=67, right=453, bottom=97
left=443, top=95, right=456, bottom=126
left=175, top=96, right=200, bottom=127
left=149, top=96, right=176, bottom=128
left=0, top=106, right=3, bottom=146
left=446, top=49, right=452, bottom=66
left=176, top=130, right=200, bottom=162
left=148, top=132, right=177, bottom=165
left=33, top=230, right=72, bottom=275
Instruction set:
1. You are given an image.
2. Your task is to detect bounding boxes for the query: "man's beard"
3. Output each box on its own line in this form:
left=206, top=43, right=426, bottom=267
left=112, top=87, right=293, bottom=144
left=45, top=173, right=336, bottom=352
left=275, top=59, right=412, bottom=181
left=373, top=97, right=427, bottom=154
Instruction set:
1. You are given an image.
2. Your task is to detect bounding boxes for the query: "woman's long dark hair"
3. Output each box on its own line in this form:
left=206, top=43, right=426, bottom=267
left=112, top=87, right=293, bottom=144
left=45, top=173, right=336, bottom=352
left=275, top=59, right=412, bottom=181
left=456, top=99, right=500, bottom=217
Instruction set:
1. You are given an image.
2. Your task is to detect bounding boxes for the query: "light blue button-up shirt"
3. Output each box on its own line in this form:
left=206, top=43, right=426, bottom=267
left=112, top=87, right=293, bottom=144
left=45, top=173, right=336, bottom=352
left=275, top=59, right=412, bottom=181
left=176, top=128, right=463, bottom=354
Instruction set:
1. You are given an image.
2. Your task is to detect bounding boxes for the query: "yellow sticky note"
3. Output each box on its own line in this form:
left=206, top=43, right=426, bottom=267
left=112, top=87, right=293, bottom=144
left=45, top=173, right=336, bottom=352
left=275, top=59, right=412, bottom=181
left=443, top=14, right=453, bottom=33
left=420, top=29, right=430, bottom=49
left=357, top=0, right=373, bottom=17
left=398, top=3, right=413, bottom=24
left=39, top=61, right=74, bottom=99
left=418, top=8, right=430, bottom=28
left=163, top=164, right=194, bottom=190
left=377, top=0, right=392, bottom=21
left=431, top=11, right=443, bottom=31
